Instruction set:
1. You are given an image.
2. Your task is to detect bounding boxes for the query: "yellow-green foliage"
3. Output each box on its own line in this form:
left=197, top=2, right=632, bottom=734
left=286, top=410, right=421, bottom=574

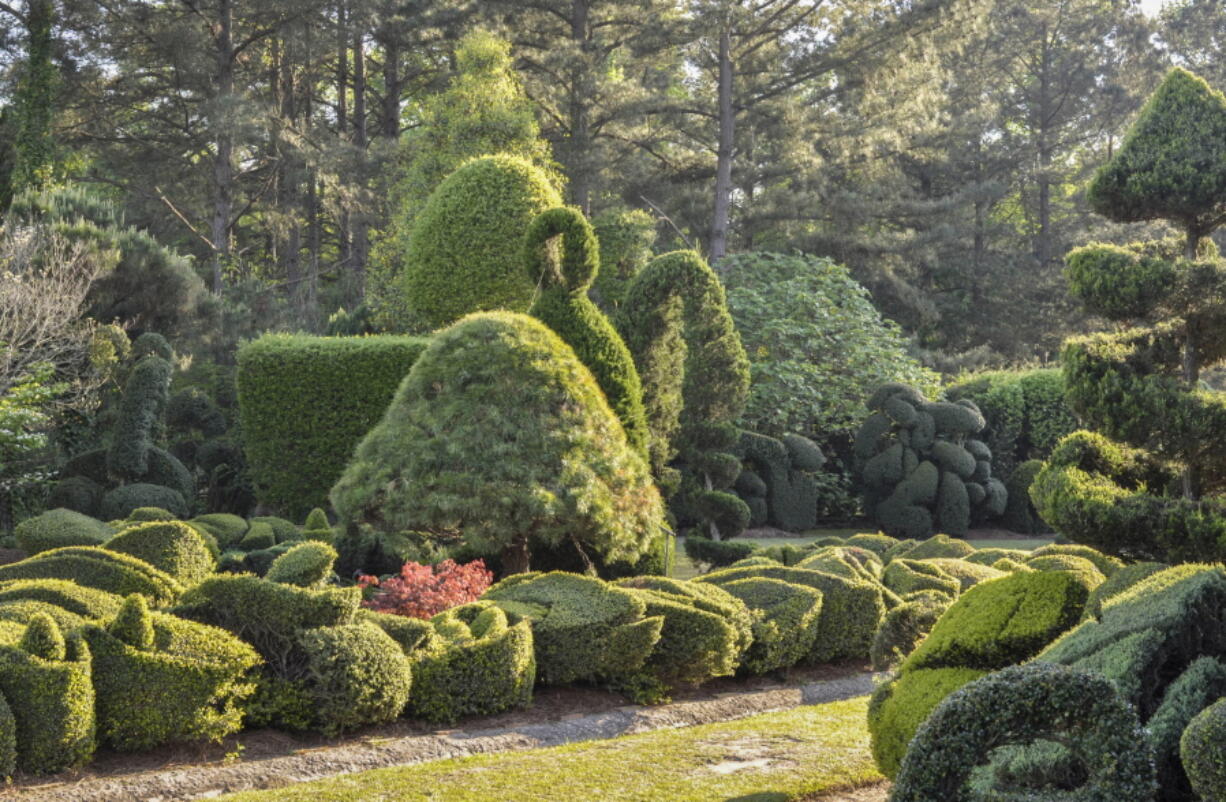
left=238, top=521, right=276, bottom=551
left=1029, top=543, right=1123, bottom=577
left=332, top=314, right=664, bottom=573
left=1183, top=698, right=1226, bottom=802
left=236, top=334, right=429, bottom=519
left=621, top=587, right=743, bottom=685
left=408, top=602, right=535, bottom=724
left=964, top=547, right=1029, bottom=566
left=715, top=577, right=822, bottom=674
left=0, top=691, right=16, bottom=779
left=0, top=546, right=183, bottom=606
left=698, top=564, right=885, bottom=663
left=20, top=613, right=64, bottom=661
left=615, top=576, right=753, bottom=663
left=845, top=532, right=899, bottom=556
left=402, top=154, right=562, bottom=328
left=0, top=627, right=94, bottom=775
left=0, top=579, right=123, bottom=620
left=358, top=609, right=438, bottom=655
left=0, top=601, right=86, bottom=632
left=483, top=572, right=662, bottom=684
left=106, top=521, right=216, bottom=586
left=900, top=534, right=976, bottom=561
left=870, top=594, right=952, bottom=672
left=294, top=623, right=412, bottom=736
left=881, top=559, right=960, bottom=599
left=265, top=541, right=337, bottom=588
left=1082, top=561, right=1166, bottom=620
left=84, top=607, right=260, bottom=750
left=919, top=558, right=1004, bottom=591
left=189, top=513, right=249, bottom=547
left=1025, top=554, right=1106, bottom=590
left=14, top=509, right=112, bottom=555
left=868, top=667, right=987, bottom=779
left=108, top=594, right=154, bottom=649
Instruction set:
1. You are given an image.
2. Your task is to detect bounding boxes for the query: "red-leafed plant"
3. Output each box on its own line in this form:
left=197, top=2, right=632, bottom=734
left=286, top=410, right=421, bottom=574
left=357, top=558, right=493, bottom=619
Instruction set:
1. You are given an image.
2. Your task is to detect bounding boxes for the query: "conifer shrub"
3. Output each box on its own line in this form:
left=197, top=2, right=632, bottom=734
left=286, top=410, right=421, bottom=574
left=126, top=507, right=177, bottom=522
left=0, top=579, right=123, bottom=620
left=524, top=206, right=649, bottom=457
left=899, top=534, right=976, bottom=561
left=237, top=334, right=429, bottom=519
left=106, top=521, right=216, bottom=586
left=238, top=521, right=276, bottom=551
left=250, top=516, right=299, bottom=544
left=0, top=692, right=16, bottom=779
left=44, top=476, right=104, bottom=518
left=407, top=601, right=535, bottom=723
left=1024, top=554, right=1106, bottom=590
left=1144, top=656, right=1226, bottom=798
left=358, top=609, right=438, bottom=655
left=1029, top=543, right=1122, bottom=576
left=919, top=558, right=1004, bottom=591
left=890, top=664, right=1155, bottom=801
left=1182, top=698, right=1226, bottom=802
left=733, top=431, right=823, bottom=532
left=332, top=313, right=663, bottom=575
left=83, top=599, right=260, bottom=750
left=294, top=623, right=412, bottom=735
left=483, top=572, right=663, bottom=685
left=1002, top=459, right=1048, bottom=534
left=845, top=532, right=899, bottom=556
left=964, top=547, right=1029, bottom=566
left=265, top=541, right=337, bottom=588
left=1082, top=561, right=1167, bottom=620
left=0, top=546, right=183, bottom=606
left=402, top=154, right=562, bottom=328
left=14, top=509, right=112, bottom=555
left=0, top=601, right=85, bottom=632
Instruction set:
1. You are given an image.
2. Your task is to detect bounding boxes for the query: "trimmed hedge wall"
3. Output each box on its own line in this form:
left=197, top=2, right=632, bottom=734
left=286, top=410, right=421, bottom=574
left=237, top=333, right=429, bottom=519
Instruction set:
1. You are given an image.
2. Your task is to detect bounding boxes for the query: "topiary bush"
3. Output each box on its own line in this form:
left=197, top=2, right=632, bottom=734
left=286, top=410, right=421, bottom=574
left=869, top=666, right=988, bottom=779
left=100, top=483, right=188, bottom=521
left=1182, top=698, right=1226, bottom=802
left=1024, top=554, right=1106, bottom=590
left=402, top=154, right=563, bottom=328
left=714, top=577, right=823, bottom=674
left=265, top=541, right=337, bottom=588
left=294, top=623, right=412, bottom=735
left=845, top=532, right=899, bottom=556
left=1145, top=656, right=1226, bottom=798
left=0, top=578, right=123, bottom=620
left=890, top=663, right=1155, bottom=801
left=524, top=206, right=649, bottom=458
left=44, top=476, right=104, bottom=518
left=919, top=558, right=1004, bottom=591
left=615, top=576, right=753, bottom=669
left=855, top=383, right=1007, bottom=538
left=683, top=535, right=756, bottom=569
left=14, top=508, right=112, bottom=555
left=733, top=430, right=823, bottom=532
left=870, top=594, right=951, bottom=672
left=106, top=520, right=216, bottom=586
left=331, top=313, right=664, bottom=575
left=407, top=601, right=535, bottom=723
left=237, top=334, right=429, bottom=520
left=482, top=572, right=662, bottom=685
left=1002, top=459, right=1049, bottom=534
left=1029, top=543, right=1123, bottom=577
left=0, top=546, right=183, bottom=606
left=619, top=586, right=743, bottom=687
left=189, top=513, right=249, bottom=548
left=1082, top=561, right=1167, bottom=621
left=881, top=560, right=961, bottom=600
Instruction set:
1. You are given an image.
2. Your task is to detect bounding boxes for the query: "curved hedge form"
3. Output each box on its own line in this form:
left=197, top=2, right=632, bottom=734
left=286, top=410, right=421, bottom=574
left=621, top=586, right=743, bottom=684
left=1082, top=561, right=1167, bottom=620
left=408, top=601, right=535, bottom=723
left=0, top=547, right=183, bottom=606
left=83, top=606, right=260, bottom=750
left=890, top=663, right=1155, bottom=801
left=189, top=513, right=250, bottom=548
left=715, top=577, right=822, bottom=674
left=237, top=333, right=429, bottom=519
left=870, top=595, right=950, bottom=672
left=524, top=206, right=649, bottom=458
left=869, top=666, right=987, bottom=779
left=1029, top=543, right=1123, bottom=577
left=0, top=601, right=86, bottom=632
left=403, top=154, right=562, bottom=328
left=295, top=623, right=412, bottom=735
left=1145, top=656, right=1226, bottom=797
left=733, top=431, right=822, bottom=532
left=615, top=576, right=753, bottom=666
left=106, top=521, right=216, bottom=586
left=881, top=560, right=961, bottom=600
left=100, top=483, right=188, bottom=521
left=1183, top=697, right=1226, bottom=802
left=0, top=579, right=124, bottom=621
left=265, top=541, right=336, bottom=588
left=14, top=509, right=113, bottom=555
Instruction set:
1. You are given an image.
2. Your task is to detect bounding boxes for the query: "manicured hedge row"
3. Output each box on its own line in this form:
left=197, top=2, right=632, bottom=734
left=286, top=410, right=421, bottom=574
left=236, top=334, right=429, bottom=519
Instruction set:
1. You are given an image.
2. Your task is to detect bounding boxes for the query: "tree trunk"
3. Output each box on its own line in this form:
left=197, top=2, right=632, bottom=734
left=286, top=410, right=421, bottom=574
left=567, top=0, right=592, bottom=214
left=351, top=29, right=369, bottom=296
left=501, top=535, right=531, bottom=574
left=380, top=36, right=401, bottom=138
left=1183, top=226, right=1201, bottom=499
left=709, top=28, right=734, bottom=266
left=209, top=0, right=235, bottom=294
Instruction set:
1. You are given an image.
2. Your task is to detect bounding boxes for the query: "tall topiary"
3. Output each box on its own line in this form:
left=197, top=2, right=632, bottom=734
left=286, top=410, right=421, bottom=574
left=401, top=154, right=562, bottom=329
left=524, top=206, right=649, bottom=457
left=618, top=251, right=751, bottom=538
left=1033, top=68, right=1226, bottom=563
left=331, top=312, right=664, bottom=574
left=855, top=383, right=1007, bottom=538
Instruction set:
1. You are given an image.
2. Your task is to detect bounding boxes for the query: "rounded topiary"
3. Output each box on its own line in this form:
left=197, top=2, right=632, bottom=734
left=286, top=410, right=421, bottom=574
left=126, top=507, right=177, bottom=522
left=45, top=476, right=104, bottom=518
left=331, top=313, right=664, bottom=574
left=890, top=663, right=1155, bottom=801
left=189, top=513, right=249, bottom=547
left=108, top=594, right=154, bottom=650
left=100, top=483, right=188, bottom=521
left=1182, top=697, right=1226, bottom=802
left=265, top=541, right=337, bottom=587
left=869, top=666, right=987, bottom=778
left=295, top=623, right=412, bottom=735
left=106, top=521, right=216, bottom=586
left=1025, top=554, right=1106, bottom=590
left=14, top=509, right=113, bottom=555
left=402, top=154, right=562, bottom=328
left=0, top=691, right=16, bottom=779
left=20, top=613, right=65, bottom=661
left=713, top=576, right=823, bottom=674
left=238, top=521, right=276, bottom=551
left=871, top=595, right=951, bottom=672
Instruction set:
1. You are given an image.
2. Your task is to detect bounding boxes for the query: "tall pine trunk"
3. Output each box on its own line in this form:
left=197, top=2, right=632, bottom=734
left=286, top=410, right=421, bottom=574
left=709, top=28, right=734, bottom=265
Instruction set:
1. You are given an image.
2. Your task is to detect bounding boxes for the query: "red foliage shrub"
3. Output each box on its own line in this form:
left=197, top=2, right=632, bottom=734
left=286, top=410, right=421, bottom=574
left=358, top=559, right=493, bottom=619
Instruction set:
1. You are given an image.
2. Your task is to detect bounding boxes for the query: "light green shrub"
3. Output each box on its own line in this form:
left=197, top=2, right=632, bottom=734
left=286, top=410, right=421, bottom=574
left=868, top=666, right=987, bottom=778
left=295, top=623, right=412, bottom=735
left=106, top=521, right=216, bottom=586
left=14, top=509, right=112, bottom=555
left=0, top=579, right=123, bottom=620
left=881, top=559, right=961, bottom=599
left=0, top=546, right=183, bottom=606
left=265, top=541, right=337, bottom=588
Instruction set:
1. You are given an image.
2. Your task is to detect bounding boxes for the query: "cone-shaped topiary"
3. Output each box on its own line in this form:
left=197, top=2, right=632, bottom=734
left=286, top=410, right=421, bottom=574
left=108, top=594, right=154, bottom=650
left=332, top=312, right=664, bottom=574
left=20, top=612, right=65, bottom=661
left=524, top=206, right=649, bottom=457
left=402, top=154, right=563, bottom=328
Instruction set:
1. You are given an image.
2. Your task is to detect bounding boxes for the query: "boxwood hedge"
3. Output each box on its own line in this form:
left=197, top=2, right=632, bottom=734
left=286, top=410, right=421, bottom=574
left=0, top=547, right=183, bottom=606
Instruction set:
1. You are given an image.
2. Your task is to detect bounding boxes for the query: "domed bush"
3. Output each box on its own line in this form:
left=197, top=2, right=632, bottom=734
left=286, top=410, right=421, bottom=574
left=919, top=558, right=1005, bottom=591
left=1183, top=698, right=1226, bottom=802
left=615, top=576, right=753, bottom=666
left=332, top=313, right=664, bottom=575
left=294, top=623, right=412, bottom=735
left=265, top=541, right=337, bottom=587
left=100, top=483, right=188, bottom=520
left=868, top=666, right=987, bottom=778
left=14, top=509, right=112, bottom=555
left=882, top=559, right=961, bottom=599
left=870, top=594, right=951, bottom=672
left=0, top=579, right=123, bottom=620
left=1029, top=543, right=1124, bottom=577
left=1024, top=553, right=1106, bottom=590
left=706, top=578, right=823, bottom=674
left=845, top=532, right=898, bottom=556
left=899, top=534, right=976, bottom=561
left=402, top=154, right=562, bottom=328
left=189, top=514, right=249, bottom=547
left=619, top=586, right=744, bottom=685
left=106, top=521, right=216, bottom=586
left=45, top=476, right=104, bottom=518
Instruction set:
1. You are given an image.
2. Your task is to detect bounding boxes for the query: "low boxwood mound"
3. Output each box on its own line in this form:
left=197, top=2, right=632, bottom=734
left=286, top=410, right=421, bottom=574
left=964, top=547, right=1029, bottom=567
left=358, top=610, right=438, bottom=655
left=0, top=579, right=123, bottom=620
left=918, top=558, right=1004, bottom=591
left=868, top=666, right=987, bottom=779
left=100, top=483, right=188, bottom=520
left=83, top=596, right=260, bottom=750
left=189, top=514, right=249, bottom=548
left=14, top=509, right=112, bottom=555
left=620, top=587, right=743, bottom=685
left=682, top=536, right=756, bottom=569
left=1082, top=561, right=1167, bottom=621
left=0, top=601, right=86, bottom=631
left=870, top=595, right=951, bottom=672
left=845, top=532, right=899, bottom=556
left=615, top=576, right=753, bottom=666
left=408, top=601, right=535, bottom=723
left=265, top=541, right=337, bottom=588
left=1182, top=698, right=1226, bottom=802
left=106, top=521, right=216, bottom=586
left=881, top=559, right=960, bottom=600
left=890, top=663, right=1155, bottom=801
left=897, top=534, right=975, bottom=561
left=697, top=564, right=885, bottom=663
left=1145, top=656, right=1226, bottom=798
left=0, top=547, right=183, bottom=606
left=1024, top=553, right=1107, bottom=589
left=294, top=623, right=412, bottom=735
left=720, top=577, right=822, bottom=674
left=483, top=572, right=662, bottom=685
left=1029, top=543, right=1124, bottom=577
left=250, top=516, right=299, bottom=543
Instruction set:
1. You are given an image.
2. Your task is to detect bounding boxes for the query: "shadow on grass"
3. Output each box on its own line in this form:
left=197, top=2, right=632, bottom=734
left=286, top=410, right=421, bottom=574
left=724, top=794, right=790, bottom=801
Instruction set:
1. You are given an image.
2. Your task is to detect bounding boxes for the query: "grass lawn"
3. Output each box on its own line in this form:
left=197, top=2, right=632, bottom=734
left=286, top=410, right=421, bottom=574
left=220, top=696, right=880, bottom=802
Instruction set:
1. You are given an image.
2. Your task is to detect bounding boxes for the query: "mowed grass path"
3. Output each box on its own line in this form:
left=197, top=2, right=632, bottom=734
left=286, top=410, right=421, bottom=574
left=221, top=697, right=880, bottom=802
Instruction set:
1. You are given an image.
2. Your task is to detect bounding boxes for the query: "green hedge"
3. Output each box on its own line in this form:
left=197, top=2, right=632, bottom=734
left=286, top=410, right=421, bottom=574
left=881, top=560, right=961, bottom=600
left=237, top=333, right=429, bottom=519
left=1183, top=698, right=1226, bottom=802
left=0, top=547, right=183, bottom=606
left=83, top=603, right=260, bottom=750
left=682, top=536, right=756, bottom=568
left=1028, top=543, right=1123, bottom=577
left=189, top=514, right=249, bottom=548
left=1146, top=656, right=1226, bottom=797
left=870, top=595, right=951, bottom=672
left=0, top=579, right=123, bottom=620
left=615, top=576, right=753, bottom=666
left=715, top=577, right=823, bottom=674
left=918, top=558, right=1004, bottom=591
left=620, top=587, right=743, bottom=685
left=106, top=521, right=216, bottom=586
left=100, top=483, right=188, bottom=520
left=868, top=666, right=987, bottom=779
left=0, top=601, right=86, bottom=631
left=358, top=609, right=437, bottom=655
left=1083, top=561, right=1167, bottom=620
left=483, top=572, right=662, bottom=685
left=14, top=509, right=112, bottom=555
left=295, top=623, right=412, bottom=735
left=265, top=541, right=336, bottom=587
left=408, top=602, right=535, bottom=723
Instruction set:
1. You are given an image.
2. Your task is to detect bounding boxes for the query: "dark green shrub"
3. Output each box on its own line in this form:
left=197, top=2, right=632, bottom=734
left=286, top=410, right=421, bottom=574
left=1182, top=698, right=1226, bottom=802
left=483, top=572, right=663, bottom=685
left=295, top=623, right=412, bottom=735
left=265, top=541, right=336, bottom=587
left=590, top=207, right=656, bottom=311
left=0, top=692, right=17, bottom=779
left=331, top=313, right=663, bottom=575
left=238, top=521, right=276, bottom=551
left=83, top=605, right=260, bottom=750
left=870, top=595, right=951, bottom=672
left=524, top=206, right=649, bottom=458
left=106, top=521, right=215, bottom=586
left=890, top=664, right=1155, bottom=801
left=0, top=579, right=123, bottom=620
left=237, top=333, right=429, bottom=519
left=0, top=546, right=182, bottom=606
left=1145, top=656, right=1226, bottom=798
left=189, top=513, right=249, bottom=547
left=100, top=483, right=188, bottom=520
left=1082, top=561, right=1167, bottom=620
left=408, top=602, right=535, bottom=723
left=882, top=560, right=961, bottom=599
left=715, top=577, right=822, bottom=674
left=304, top=507, right=329, bottom=531
left=126, top=507, right=177, bottom=522
left=697, top=564, right=885, bottom=663
left=733, top=431, right=821, bottom=532
left=108, top=354, right=173, bottom=481
left=250, top=516, right=298, bottom=544
left=14, top=509, right=112, bottom=555
left=614, top=576, right=753, bottom=667
left=683, top=535, right=756, bottom=569
left=868, top=666, right=987, bottom=779
left=1002, top=459, right=1048, bottom=534
left=0, top=627, right=94, bottom=774
left=856, top=384, right=1006, bottom=538
left=620, top=587, right=743, bottom=685
left=45, top=477, right=103, bottom=518
left=402, top=154, right=562, bottom=328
